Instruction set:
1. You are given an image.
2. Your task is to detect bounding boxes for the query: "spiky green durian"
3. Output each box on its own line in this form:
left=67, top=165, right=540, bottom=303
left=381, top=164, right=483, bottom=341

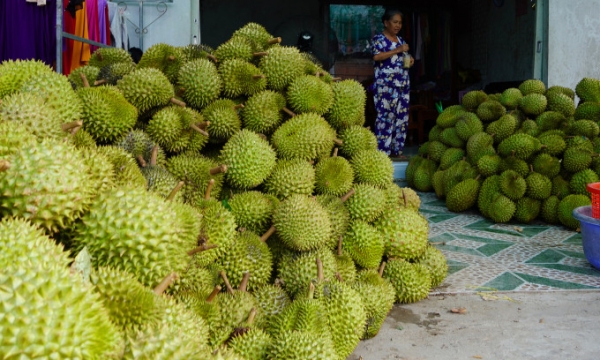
left=432, top=169, right=446, bottom=199
left=97, top=145, right=147, bottom=189
left=257, top=45, right=305, bottom=91
left=136, top=43, right=185, bottom=83
left=229, top=327, right=272, bottom=360
left=575, top=77, right=600, bottom=103
left=513, top=197, right=541, bottom=223
left=455, top=112, right=484, bottom=141
left=519, top=79, right=546, bottom=95
left=446, top=177, right=480, bottom=212
left=19, top=70, right=83, bottom=124
left=115, top=129, right=167, bottom=166
left=487, top=193, right=517, bottom=223
left=413, top=157, right=438, bottom=192
left=569, top=119, right=600, bottom=138
left=271, top=112, right=337, bottom=161
left=97, top=61, right=136, bottom=85
left=78, top=85, right=138, bottom=143
left=418, top=246, right=448, bottom=288
left=405, top=155, right=423, bottom=188
left=214, top=36, right=255, bottom=62
left=253, top=284, right=291, bottom=325
left=575, top=101, right=600, bottom=121
left=314, top=154, right=354, bottom=197
left=541, top=195, right=561, bottom=224
left=535, top=111, right=566, bottom=131
left=342, top=220, right=384, bottom=269
left=316, top=194, right=352, bottom=250
left=233, top=22, right=280, bottom=52
left=241, top=90, right=286, bottom=134
left=220, top=129, right=277, bottom=189
left=267, top=283, right=329, bottom=336
left=0, top=91, right=65, bottom=140
left=461, top=90, right=488, bottom=110
left=140, top=163, right=182, bottom=201
left=177, top=58, right=222, bottom=110
left=89, top=47, right=133, bottom=68
left=374, top=206, right=428, bottom=260
left=547, top=85, right=575, bottom=99
left=273, top=194, right=331, bottom=251
left=229, top=191, right=276, bottom=234
left=383, top=259, right=431, bottom=304
left=428, top=125, right=443, bottom=142
left=326, top=79, right=367, bottom=130
left=219, top=58, right=267, bottom=98
left=500, top=88, right=523, bottom=109
left=69, top=127, right=97, bottom=149
left=264, top=159, right=315, bottom=199
left=350, top=149, right=393, bottom=188
left=531, top=154, right=560, bottom=179
left=563, top=147, right=594, bottom=173
left=351, top=269, right=395, bottom=340
left=286, top=75, right=334, bottom=115
left=476, top=154, right=501, bottom=177
left=207, top=289, right=262, bottom=348
left=569, top=169, right=599, bottom=195
left=497, top=133, right=542, bottom=159
left=442, top=159, right=474, bottom=194
left=552, top=175, right=571, bottom=199
left=518, top=119, right=540, bottom=137
left=476, top=100, right=505, bottom=122
left=526, top=170, right=552, bottom=200
left=68, top=65, right=100, bottom=89
left=439, top=127, right=465, bottom=148
left=267, top=330, right=337, bottom=360
left=201, top=98, right=242, bottom=143
left=547, top=90, right=575, bottom=117
left=277, top=247, right=337, bottom=297
left=194, top=200, right=238, bottom=267
left=338, top=125, right=378, bottom=158
left=427, top=140, right=448, bottom=162
left=477, top=175, right=500, bottom=217
left=439, top=148, right=465, bottom=171
left=344, top=183, right=386, bottom=223
left=0, top=59, right=54, bottom=98
left=146, top=106, right=208, bottom=154
left=499, top=170, right=527, bottom=201
left=123, top=323, right=207, bottom=360
left=558, top=194, right=591, bottom=230
left=436, top=105, right=466, bottom=128
left=117, top=68, right=178, bottom=113
left=0, top=121, right=37, bottom=157
left=166, top=153, right=225, bottom=204
left=486, top=113, right=518, bottom=142
left=519, top=93, right=547, bottom=116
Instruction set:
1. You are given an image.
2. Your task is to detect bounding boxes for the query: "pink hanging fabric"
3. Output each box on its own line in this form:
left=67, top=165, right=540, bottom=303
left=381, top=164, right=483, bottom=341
left=86, top=0, right=100, bottom=52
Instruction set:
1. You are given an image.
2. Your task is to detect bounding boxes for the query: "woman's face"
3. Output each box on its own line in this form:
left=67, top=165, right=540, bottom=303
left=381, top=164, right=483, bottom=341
left=384, top=14, right=402, bottom=35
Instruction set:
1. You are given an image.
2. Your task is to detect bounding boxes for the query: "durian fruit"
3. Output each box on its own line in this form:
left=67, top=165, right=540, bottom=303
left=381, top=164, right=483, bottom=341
left=276, top=247, right=337, bottom=297
left=333, top=237, right=357, bottom=283
left=0, top=59, right=54, bottom=98
left=442, top=159, right=476, bottom=195
left=562, top=147, right=594, bottom=173
left=374, top=205, right=428, bottom=261
left=477, top=175, right=501, bottom=218
left=518, top=119, right=540, bottom=137
left=418, top=246, right=448, bottom=288
left=519, top=79, right=546, bottom=95
left=137, top=43, right=185, bottom=83
left=229, top=190, right=276, bottom=234
left=97, top=145, right=147, bottom=189
left=383, top=258, right=432, bottom=304
left=253, top=283, right=292, bottom=327
left=193, top=200, right=237, bottom=267
left=558, top=194, right=592, bottom=230
left=232, top=22, right=281, bottom=52
left=536, top=111, right=566, bottom=132
left=569, top=169, right=599, bottom=195
left=271, top=112, right=338, bottom=161
left=317, top=193, right=353, bottom=250
left=258, top=45, right=305, bottom=91
left=514, top=197, right=541, bottom=223
left=461, top=90, right=488, bottom=110
left=339, top=125, right=378, bottom=158
left=552, top=175, right=571, bottom=199
left=344, top=183, right=387, bottom=223
left=405, top=155, right=424, bottom=188
left=436, top=105, right=467, bottom=128
left=439, top=127, right=465, bottom=148
left=178, top=58, right=222, bottom=110
left=427, top=140, right=448, bottom=162
left=96, top=61, right=136, bottom=85
left=575, top=77, right=600, bottom=103
left=352, top=266, right=396, bottom=339
left=263, top=159, right=316, bottom=199
left=286, top=74, right=334, bottom=115
left=228, top=309, right=272, bottom=360
left=166, top=153, right=226, bottom=204
left=446, top=176, right=481, bottom=212
left=414, top=156, right=441, bottom=192
left=547, top=90, right=575, bottom=117
left=146, top=105, right=209, bottom=154
left=68, top=126, right=97, bottom=149
left=117, top=68, right=184, bottom=113
left=0, top=140, right=92, bottom=233
left=315, top=149, right=354, bottom=197
left=401, top=185, right=423, bottom=211
left=267, top=330, right=338, bottom=360
left=115, top=129, right=167, bottom=167
left=0, top=91, right=65, bottom=140
left=488, top=194, right=517, bottom=223
left=532, top=153, right=561, bottom=178
left=499, top=155, right=530, bottom=178
left=541, top=195, right=561, bottom=224
left=139, top=147, right=183, bottom=202
left=216, top=230, right=273, bottom=291
left=574, top=101, right=600, bottom=121
left=68, top=64, right=100, bottom=89
left=440, top=148, right=466, bottom=170
left=326, top=79, right=367, bottom=130
left=526, top=166, right=552, bottom=200
left=486, top=113, right=518, bottom=143
left=202, top=98, right=243, bottom=143
left=77, top=85, right=138, bottom=143
left=477, top=99, right=506, bottom=122
left=220, top=129, right=277, bottom=189
left=214, top=36, right=256, bottom=62
left=272, top=194, right=332, bottom=251
left=219, top=58, right=267, bottom=98
left=500, top=88, right=523, bottom=109
left=499, top=170, right=527, bottom=201
left=88, top=47, right=134, bottom=68
left=519, top=93, right=547, bottom=116
left=342, top=220, right=384, bottom=269
left=350, top=149, right=394, bottom=188
left=0, top=121, right=37, bottom=157
left=455, top=112, right=484, bottom=141
left=569, top=119, right=600, bottom=139
left=497, top=133, right=542, bottom=159
left=241, top=90, right=287, bottom=135
left=477, top=154, right=502, bottom=177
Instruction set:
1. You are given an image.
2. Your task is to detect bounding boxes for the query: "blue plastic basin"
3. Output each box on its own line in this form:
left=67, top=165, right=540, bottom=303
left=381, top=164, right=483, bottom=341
left=572, top=206, right=600, bottom=270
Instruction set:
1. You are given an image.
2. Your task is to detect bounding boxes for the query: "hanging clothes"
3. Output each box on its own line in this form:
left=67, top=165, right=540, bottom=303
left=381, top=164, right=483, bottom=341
left=0, top=0, right=56, bottom=66
left=70, top=2, right=91, bottom=73
left=98, top=0, right=108, bottom=46
left=86, top=0, right=100, bottom=53
left=108, top=1, right=128, bottom=49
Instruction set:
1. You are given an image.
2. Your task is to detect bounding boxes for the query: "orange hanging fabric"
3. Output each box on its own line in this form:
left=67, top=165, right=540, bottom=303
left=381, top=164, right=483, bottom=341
left=69, top=0, right=91, bottom=72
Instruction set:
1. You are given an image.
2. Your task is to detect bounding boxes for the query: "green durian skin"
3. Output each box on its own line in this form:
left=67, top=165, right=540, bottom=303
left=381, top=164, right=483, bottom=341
left=352, top=270, right=396, bottom=339
left=315, top=156, right=354, bottom=197
left=229, top=328, right=272, bottom=360
left=241, top=90, right=285, bottom=135
left=0, top=91, right=65, bottom=141
left=344, top=183, right=387, bottom=223
left=418, top=245, right=448, bottom=288
left=229, top=191, right=276, bottom=234
left=350, top=149, right=394, bottom=188
left=267, top=330, right=338, bottom=360
left=326, top=79, right=367, bottom=130
left=343, top=220, right=385, bottom=269
left=178, top=58, right=222, bottom=110
left=271, top=112, right=337, bottom=161
left=383, top=259, right=432, bottom=304
left=558, top=194, right=591, bottom=230
left=117, top=68, right=174, bottom=113
left=276, top=247, right=337, bottom=298
left=263, top=159, right=316, bottom=200
left=374, top=206, right=428, bottom=261
left=259, top=45, right=306, bottom=91
left=287, top=74, right=334, bottom=115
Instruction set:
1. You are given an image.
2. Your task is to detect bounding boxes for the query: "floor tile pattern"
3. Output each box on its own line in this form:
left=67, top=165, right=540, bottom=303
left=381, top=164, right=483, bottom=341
left=415, top=192, right=600, bottom=293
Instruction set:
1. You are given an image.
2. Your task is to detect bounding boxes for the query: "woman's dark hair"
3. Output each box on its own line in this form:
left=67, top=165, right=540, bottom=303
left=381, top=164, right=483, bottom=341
left=381, top=8, right=403, bottom=24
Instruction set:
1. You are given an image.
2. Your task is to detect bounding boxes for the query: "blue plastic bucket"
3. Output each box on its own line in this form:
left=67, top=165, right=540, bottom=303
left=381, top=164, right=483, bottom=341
left=572, top=206, right=600, bottom=270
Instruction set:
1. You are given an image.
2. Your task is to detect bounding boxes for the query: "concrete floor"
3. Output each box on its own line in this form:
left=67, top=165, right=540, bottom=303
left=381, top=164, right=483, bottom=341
left=350, top=291, right=600, bottom=360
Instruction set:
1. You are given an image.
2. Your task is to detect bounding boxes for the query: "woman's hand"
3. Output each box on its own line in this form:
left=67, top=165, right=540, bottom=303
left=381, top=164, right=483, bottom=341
left=410, top=56, right=415, bottom=66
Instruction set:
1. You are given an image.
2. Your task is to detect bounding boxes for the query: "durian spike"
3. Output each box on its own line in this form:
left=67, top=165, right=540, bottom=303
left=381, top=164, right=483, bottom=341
left=333, top=138, right=343, bottom=146
left=190, top=123, right=209, bottom=137
left=166, top=181, right=185, bottom=202
left=61, top=120, right=83, bottom=132
left=332, top=147, right=339, bottom=157
left=209, top=165, right=228, bottom=175
left=268, top=37, right=282, bottom=45
left=401, top=189, right=408, bottom=207
left=0, top=160, right=10, bottom=172
left=337, top=236, right=343, bottom=256
left=332, top=77, right=342, bottom=81
left=234, top=103, right=245, bottom=110
left=378, top=261, right=386, bottom=277
left=335, top=272, right=343, bottom=282
left=150, top=145, right=158, bottom=166
left=282, top=107, right=296, bottom=117
left=93, top=79, right=107, bottom=86
left=252, top=74, right=266, bottom=80
left=204, top=178, right=215, bottom=200
left=253, top=51, right=269, bottom=57
left=340, top=188, right=355, bottom=203
left=260, top=225, right=276, bottom=243
left=153, top=272, right=179, bottom=295
left=170, top=98, right=186, bottom=107
left=79, top=72, right=90, bottom=88
left=316, top=258, right=324, bottom=282
left=187, top=243, right=218, bottom=256
left=239, top=271, right=251, bottom=292
left=70, top=125, right=82, bottom=135
left=206, top=54, right=218, bottom=62
left=246, top=307, right=257, bottom=325
left=206, top=285, right=222, bottom=303
left=220, top=270, right=235, bottom=294
left=308, top=282, right=315, bottom=299
left=136, top=155, right=147, bottom=168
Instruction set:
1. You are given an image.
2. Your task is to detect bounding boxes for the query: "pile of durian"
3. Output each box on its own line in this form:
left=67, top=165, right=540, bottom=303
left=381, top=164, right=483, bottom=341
left=407, top=78, right=600, bottom=229
left=0, top=22, right=447, bottom=359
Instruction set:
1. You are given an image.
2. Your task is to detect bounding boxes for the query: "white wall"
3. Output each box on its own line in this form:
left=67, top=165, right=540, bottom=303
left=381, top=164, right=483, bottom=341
left=547, top=0, right=600, bottom=90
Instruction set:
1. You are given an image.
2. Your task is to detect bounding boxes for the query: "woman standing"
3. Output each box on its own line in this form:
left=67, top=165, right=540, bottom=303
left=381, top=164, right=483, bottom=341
left=371, top=8, right=414, bottom=158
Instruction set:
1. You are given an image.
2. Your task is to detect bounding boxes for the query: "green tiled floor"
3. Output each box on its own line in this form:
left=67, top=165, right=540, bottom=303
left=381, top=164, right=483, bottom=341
left=417, top=192, right=600, bottom=293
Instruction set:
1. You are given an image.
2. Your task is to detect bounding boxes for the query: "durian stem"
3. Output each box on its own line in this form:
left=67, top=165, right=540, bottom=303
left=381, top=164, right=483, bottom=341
left=378, top=261, right=386, bottom=277
left=530, top=164, right=534, bottom=173
left=239, top=271, right=251, bottom=292
left=333, top=148, right=339, bottom=157
left=268, top=37, right=282, bottom=45
left=335, top=272, right=343, bottom=282
left=167, top=55, right=176, bottom=61
left=253, top=51, right=269, bottom=57
left=332, top=77, right=342, bottom=81
left=197, top=121, right=210, bottom=129
left=402, top=189, right=408, bottom=207
left=257, top=133, right=268, bottom=141
left=206, top=54, right=218, bottom=62
left=308, top=160, right=315, bottom=165
left=260, top=225, right=276, bottom=242
left=246, top=307, right=257, bottom=325
left=96, top=51, right=103, bottom=61
left=0, top=160, right=10, bottom=172
left=206, top=285, right=222, bottom=303
left=190, top=123, right=209, bottom=137
left=220, top=271, right=235, bottom=294
left=540, top=144, right=547, bottom=149
left=166, top=181, right=185, bottom=202
left=61, top=120, right=83, bottom=132
left=282, top=107, right=296, bottom=117
left=70, top=125, right=82, bottom=135
left=150, top=145, right=158, bottom=166
left=333, top=138, right=343, bottom=146
left=204, top=179, right=215, bottom=200
left=252, top=74, right=265, bottom=80
left=308, top=282, right=315, bottom=299
left=136, top=155, right=147, bottom=168
left=340, top=188, right=355, bottom=203
left=233, top=103, right=245, bottom=110
left=176, top=87, right=186, bottom=97
left=93, top=79, right=107, bottom=86
left=170, top=97, right=186, bottom=107
left=79, top=72, right=90, bottom=88
left=153, top=272, right=178, bottom=295
left=316, top=258, right=324, bottom=282
left=511, top=150, right=516, bottom=156
left=209, top=165, right=228, bottom=175
left=475, top=175, right=481, bottom=181
left=187, top=243, right=218, bottom=255
left=337, top=236, right=343, bottom=256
